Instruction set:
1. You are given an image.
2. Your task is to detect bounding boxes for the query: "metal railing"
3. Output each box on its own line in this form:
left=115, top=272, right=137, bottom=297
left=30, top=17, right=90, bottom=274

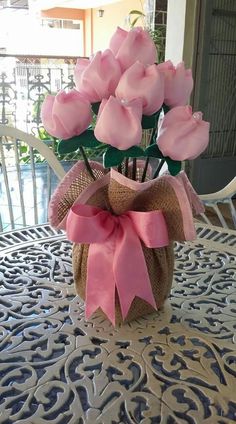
left=0, top=56, right=77, bottom=232
left=0, top=56, right=76, bottom=132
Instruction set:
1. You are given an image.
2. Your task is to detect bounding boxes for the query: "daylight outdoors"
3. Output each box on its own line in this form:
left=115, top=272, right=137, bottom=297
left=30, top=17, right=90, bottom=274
left=0, top=1, right=236, bottom=423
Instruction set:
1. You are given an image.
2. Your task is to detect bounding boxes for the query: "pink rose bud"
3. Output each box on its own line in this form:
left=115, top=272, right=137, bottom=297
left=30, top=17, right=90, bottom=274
left=74, top=50, right=122, bottom=103
left=110, top=26, right=157, bottom=72
left=109, top=26, right=128, bottom=56
left=157, top=105, right=210, bottom=160
left=115, top=61, right=164, bottom=115
left=94, top=96, right=143, bottom=150
left=158, top=61, right=193, bottom=108
left=41, top=90, right=92, bottom=140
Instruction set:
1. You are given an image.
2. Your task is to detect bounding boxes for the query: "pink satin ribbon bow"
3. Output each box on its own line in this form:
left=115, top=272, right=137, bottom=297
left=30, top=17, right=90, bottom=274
left=66, top=204, right=169, bottom=325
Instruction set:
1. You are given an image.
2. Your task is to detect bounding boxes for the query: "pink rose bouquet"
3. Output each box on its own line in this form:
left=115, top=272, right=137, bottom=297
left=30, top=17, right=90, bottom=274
left=115, top=61, right=164, bottom=115
left=41, top=27, right=210, bottom=326
left=157, top=106, right=210, bottom=160
left=158, top=61, right=193, bottom=108
left=109, top=26, right=157, bottom=71
left=41, top=90, right=92, bottom=139
left=74, top=50, right=122, bottom=102
left=94, top=97, right=143, bottom=150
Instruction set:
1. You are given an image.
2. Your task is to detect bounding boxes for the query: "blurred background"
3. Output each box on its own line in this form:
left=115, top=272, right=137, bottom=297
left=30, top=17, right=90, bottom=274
left=0, top=0, right=235, bottom=230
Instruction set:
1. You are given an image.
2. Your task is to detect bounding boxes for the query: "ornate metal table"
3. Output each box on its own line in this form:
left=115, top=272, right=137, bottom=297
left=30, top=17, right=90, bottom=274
left=0, top=223, right=235, bottom=424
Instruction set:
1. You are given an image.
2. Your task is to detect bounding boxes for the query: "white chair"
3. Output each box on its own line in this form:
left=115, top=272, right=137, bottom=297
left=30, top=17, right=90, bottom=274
left=199, top=177, right=236, bottom=229
left=0, top=125, right=66, bottom=232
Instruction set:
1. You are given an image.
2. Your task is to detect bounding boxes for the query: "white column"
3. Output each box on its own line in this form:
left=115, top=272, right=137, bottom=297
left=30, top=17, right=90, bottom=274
left=143, top=0, right=156, bottom=29
left=165, top=0, right=187, bottom=64
left=165, top=0, right=198, bottom=67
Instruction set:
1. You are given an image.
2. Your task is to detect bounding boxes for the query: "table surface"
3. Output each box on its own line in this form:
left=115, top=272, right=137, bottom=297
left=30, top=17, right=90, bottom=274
left=0, top=223, right=236, bottom=424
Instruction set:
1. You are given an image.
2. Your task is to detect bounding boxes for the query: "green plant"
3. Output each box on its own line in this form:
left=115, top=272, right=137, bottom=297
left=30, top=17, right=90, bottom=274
left=128, top=9, right=145, bottom=27
left=128, top=9, right=166, bottom=63
left=149, top=26, right=166, bottom=63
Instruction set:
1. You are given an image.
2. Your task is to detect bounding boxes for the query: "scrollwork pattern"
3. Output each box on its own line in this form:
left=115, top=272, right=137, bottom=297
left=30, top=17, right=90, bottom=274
left=0, top=226, right=235, bottom=423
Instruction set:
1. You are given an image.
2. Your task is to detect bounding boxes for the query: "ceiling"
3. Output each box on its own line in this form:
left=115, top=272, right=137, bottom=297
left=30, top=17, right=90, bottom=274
left=29, top=0, right=122, bottom=11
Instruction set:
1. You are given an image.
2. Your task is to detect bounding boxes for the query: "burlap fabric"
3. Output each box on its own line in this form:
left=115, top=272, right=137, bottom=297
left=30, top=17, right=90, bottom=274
left=49, top=161, right=197, bottom=325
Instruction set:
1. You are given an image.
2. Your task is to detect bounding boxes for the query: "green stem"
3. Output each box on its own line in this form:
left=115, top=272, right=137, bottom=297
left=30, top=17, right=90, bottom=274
left=125, top=157, right=129, bottom=177
left=79, top=146, right=96, bottom=180
left=132, top=158, right=137, bottom=180
left=162, top=103, right=170, bottom=114
left=141, top=126, right=156, bottom=182
left=148, top=126, right=157, bottom=146
left=141, top=156, right=149, bottom=182
left=153, top=159, right=165, bottom=179
left=117, top=163, right=122, bottom=174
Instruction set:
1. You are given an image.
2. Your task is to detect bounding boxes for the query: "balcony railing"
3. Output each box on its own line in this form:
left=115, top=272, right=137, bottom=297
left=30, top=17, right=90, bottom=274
left=0, top=56, right=76, bottom=132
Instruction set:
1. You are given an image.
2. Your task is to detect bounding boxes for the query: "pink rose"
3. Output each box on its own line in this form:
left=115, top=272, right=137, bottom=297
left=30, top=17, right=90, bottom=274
left=109, top=26, right=128, bottom=56
left=109, top=26, right=157, bottom=71
left=74, top=50, right=122, bottom=103
left=115, top=61, right=164, bottom=115
left=158, top=61, right=193, bottom=107
left=41, top=90, right=92, bottom=140
left=94, top=96, right=143, bottom=150
left=157, top=106, right=210, bottom=160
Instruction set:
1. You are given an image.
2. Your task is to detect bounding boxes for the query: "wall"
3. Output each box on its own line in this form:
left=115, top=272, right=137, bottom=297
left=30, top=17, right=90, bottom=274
left=0, top=7, right=84, bottom=57
left=87, top=0, right=145, bottom=55
left=165, top=0, right=198, bottom=67
left=189, top=0, right=236, bottom=193
left=165, top=0, right=187, bottom=64
left=40, top=7, right=85, bottom=56
left=84, top=9, right=93, bottom=56
left=40, top=7, right=85, bottom=20
left=182, top=0, right=199, bottom=68
left=35, top=0, right=146, bottom=57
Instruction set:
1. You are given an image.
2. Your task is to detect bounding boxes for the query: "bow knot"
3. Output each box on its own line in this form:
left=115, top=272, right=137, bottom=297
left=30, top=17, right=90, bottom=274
left=66, top=203, right=169, bottom=325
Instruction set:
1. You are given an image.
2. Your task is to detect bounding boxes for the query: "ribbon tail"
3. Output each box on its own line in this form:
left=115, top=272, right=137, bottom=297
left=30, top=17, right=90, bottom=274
left=114, top=217, right=157, bottom=320
left=85, top=241, right=116, bottom=326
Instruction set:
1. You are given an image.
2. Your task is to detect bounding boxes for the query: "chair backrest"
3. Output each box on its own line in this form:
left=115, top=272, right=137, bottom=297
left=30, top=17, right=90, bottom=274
left=199, top=177, right=236, bottom=229
left=0, top=125, right=66, bottom=232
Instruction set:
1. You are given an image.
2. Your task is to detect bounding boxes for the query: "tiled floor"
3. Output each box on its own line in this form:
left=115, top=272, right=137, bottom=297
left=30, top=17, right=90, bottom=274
left=0, top=161, right=75, bottom=231
left=1, top=161, right=235, bottom=231
left=204, top=203, right=236, bottom=229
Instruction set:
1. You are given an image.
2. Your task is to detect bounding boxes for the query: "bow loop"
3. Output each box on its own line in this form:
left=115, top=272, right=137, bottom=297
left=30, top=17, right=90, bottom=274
left=67, top=204, right=116, bottom=244
left=66, top=203, right=169, bottom=325
left=126, top=210, right=169, bottom=248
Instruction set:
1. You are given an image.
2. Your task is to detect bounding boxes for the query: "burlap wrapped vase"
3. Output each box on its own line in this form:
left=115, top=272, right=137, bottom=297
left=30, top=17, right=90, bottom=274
left=49, top=160, right=204, bottom=325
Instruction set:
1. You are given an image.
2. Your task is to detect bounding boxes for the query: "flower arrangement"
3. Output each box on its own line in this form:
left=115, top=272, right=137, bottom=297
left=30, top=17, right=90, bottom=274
left=42, top=27, right=210, bottom=326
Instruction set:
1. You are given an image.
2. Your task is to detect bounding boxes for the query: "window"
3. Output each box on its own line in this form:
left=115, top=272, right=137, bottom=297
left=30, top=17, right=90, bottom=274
left=41, top=19, right=80, bottom=30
